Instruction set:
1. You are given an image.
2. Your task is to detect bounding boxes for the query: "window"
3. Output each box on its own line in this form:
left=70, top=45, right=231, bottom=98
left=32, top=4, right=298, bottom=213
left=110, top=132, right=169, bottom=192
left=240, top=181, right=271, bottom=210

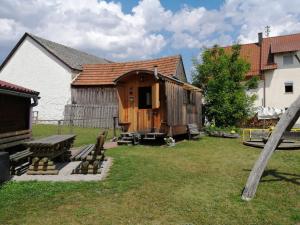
left=138, top=87, right=152, bottom=109
left=283, top=55, right=293, bottom=65
left=285, top=81, right=293, bottom=93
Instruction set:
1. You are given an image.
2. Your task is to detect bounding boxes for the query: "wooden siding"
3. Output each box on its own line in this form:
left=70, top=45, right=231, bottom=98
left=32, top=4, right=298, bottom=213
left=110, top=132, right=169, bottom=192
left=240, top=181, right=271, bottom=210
left=71, top=87, right=118, bottom=105
left=0, top=93, right=30, bottom=133
left=64, top=104, right=118, bottom=128
left=65, top=87, right=119, bottom=128
left=165, top=81, right=202, bottom=134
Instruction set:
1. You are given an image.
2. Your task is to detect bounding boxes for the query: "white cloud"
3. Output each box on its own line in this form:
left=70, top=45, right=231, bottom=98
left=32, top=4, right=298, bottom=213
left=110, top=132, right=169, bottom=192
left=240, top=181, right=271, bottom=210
left=223, top=0, right=300, bottom=43
left=0, top=0, right=169, bottom=60
left=0, top=0, right=300, bottom=62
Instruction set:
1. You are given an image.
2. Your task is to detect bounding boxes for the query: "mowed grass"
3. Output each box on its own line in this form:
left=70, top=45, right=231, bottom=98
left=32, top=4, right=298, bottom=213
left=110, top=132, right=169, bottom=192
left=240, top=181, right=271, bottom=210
left=32, top=124, right=118, bottom=147
left=0, top=135, right=299, bottom=225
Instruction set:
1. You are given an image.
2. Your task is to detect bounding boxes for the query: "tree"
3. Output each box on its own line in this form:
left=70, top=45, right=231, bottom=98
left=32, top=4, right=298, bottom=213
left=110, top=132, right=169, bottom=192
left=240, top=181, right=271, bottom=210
left=192, top=44, right=256, bottom=127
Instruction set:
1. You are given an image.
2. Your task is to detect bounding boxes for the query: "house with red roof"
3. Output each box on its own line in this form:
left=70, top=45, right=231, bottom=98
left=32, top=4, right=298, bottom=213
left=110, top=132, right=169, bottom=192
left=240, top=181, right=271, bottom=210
left=225, top=32, right=300, bottom=110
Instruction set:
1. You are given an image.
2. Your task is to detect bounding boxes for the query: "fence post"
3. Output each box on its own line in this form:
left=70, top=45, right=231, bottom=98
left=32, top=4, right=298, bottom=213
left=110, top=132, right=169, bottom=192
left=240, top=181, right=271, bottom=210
left=58, top=120, right=61, bottom=134
left=113, top=116, right=117, bottom=137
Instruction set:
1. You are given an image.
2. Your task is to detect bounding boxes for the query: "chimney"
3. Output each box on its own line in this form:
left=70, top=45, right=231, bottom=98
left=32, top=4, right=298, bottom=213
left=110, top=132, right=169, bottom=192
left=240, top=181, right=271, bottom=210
left=258, top=32, right=263, bottom=45
left=154, top=65, right=158, bottom=77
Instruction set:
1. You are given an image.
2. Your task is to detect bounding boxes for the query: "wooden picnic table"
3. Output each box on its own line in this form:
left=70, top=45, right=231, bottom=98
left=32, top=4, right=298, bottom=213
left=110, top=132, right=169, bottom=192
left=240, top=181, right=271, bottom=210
left=25, top=134, right=76, bottom=159
left=25, top=135, right=76, bottom=175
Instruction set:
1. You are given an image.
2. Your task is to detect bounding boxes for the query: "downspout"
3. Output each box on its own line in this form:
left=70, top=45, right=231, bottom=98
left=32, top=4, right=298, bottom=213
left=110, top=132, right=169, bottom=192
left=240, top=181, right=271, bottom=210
left=29, top=96, right=39, bottom=130
left=263, top=72, right=266, bottom=107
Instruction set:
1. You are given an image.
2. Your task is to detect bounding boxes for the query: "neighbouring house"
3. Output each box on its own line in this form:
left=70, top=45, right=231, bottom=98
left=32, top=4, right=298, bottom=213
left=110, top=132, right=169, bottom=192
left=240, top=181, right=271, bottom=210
left=0, top=33, right=111, bottom=120
left=225, top=32, right=300, bottom=110
left=67, top=55, right=202, bottom=135
left=0, top=80, right=39, bottom=150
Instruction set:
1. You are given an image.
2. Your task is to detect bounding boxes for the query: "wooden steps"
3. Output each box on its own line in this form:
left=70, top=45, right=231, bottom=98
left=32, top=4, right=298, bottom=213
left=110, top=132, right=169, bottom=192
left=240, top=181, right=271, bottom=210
left=117, top=132, right=141, bottom=145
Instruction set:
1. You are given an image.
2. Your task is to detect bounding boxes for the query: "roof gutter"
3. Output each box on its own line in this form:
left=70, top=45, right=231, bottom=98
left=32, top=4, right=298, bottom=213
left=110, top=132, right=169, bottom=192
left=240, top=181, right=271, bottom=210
left=0, top=88, right=40, bottom=106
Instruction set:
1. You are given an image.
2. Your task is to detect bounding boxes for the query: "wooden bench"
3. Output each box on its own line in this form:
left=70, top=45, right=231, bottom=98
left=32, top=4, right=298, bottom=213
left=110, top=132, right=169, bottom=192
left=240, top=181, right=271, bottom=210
left=249, top=130, right=270, bottom=142
left=187, top=124, right=201, bottom=140
left=72, top=131, right=107, bottom=161
left=72, top=130, right=108, bottom=174
left=9, top=148, right=32, bottom=175
left=0, top=130, right=32, bottom=150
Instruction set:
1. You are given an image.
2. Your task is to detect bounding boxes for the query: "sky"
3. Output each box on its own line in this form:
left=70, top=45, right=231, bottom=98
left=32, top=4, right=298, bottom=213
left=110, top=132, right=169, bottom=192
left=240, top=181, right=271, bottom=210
left=1, top=0, right=300, bottom=81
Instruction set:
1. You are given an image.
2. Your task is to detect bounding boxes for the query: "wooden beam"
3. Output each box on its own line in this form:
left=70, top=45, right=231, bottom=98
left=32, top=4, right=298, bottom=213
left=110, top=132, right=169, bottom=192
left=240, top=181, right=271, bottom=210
left=242, top=95, right=300, bottom=201
left=0, top=130, right=31, bottom=139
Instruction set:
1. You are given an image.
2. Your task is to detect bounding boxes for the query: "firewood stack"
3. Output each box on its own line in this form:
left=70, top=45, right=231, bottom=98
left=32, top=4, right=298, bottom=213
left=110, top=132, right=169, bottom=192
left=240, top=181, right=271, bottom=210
left=27, top=157, right=59, bottom=175
left=73, top=131, right=107, bottom=174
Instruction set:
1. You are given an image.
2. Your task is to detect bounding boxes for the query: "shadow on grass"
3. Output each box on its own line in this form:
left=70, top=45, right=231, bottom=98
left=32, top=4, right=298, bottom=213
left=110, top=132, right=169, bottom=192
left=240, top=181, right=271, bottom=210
left=243, top=169, right=300, bottom=186
left=261, top=169, right=300, bottom=185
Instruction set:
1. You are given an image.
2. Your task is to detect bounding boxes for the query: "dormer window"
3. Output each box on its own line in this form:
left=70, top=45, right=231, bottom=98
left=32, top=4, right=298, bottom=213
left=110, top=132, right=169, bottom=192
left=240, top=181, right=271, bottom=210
left=283, top=54, right=293, bottom=65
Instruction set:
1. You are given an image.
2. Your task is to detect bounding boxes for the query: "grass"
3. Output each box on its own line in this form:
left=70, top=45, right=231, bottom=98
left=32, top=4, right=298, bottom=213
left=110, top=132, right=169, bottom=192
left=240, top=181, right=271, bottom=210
left=0, top=128, right=299, bottom=224
left=32, top=124, right=118, bottom=147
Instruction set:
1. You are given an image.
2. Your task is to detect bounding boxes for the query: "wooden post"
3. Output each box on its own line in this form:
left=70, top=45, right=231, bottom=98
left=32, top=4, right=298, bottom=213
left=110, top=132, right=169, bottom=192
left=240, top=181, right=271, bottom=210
left=57, top=120, right=61, bottom=135
left=242, top=96, right=300, bottom=201
left=113, top=116, right=117, bottom=137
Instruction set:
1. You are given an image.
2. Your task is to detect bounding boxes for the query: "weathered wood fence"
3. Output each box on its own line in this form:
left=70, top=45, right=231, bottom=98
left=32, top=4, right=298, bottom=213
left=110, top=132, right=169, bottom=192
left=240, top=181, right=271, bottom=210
left=64, top=104, right=118, bottom=128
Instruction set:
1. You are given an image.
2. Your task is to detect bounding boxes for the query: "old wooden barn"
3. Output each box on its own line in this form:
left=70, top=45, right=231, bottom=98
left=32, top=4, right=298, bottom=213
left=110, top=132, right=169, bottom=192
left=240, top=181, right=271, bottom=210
left=68, top=55, right=202, bottom=141
left=0, top=80, right=39, bottom=150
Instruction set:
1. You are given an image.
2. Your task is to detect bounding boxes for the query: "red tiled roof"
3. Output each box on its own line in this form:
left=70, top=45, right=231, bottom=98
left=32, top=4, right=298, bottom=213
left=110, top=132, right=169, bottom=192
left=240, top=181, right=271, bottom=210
left=0, top=80, right=39, bottom=95
left=224, top=32, right=300, bottom=76
left=72, top=55, right=181, bottom=86
left=224, top=43, right=261, bottom=76
left=262, top=33, right=300, bottom=70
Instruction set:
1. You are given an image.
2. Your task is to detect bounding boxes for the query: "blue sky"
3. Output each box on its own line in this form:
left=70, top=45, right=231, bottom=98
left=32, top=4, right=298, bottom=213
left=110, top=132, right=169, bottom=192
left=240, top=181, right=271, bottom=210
left=1, top=0, right=300, bottom=81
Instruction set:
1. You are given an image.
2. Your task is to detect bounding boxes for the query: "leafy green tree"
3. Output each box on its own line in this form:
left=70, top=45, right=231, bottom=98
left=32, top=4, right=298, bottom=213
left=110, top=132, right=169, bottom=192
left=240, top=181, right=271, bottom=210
left=192, top=44, right=256, bottom=127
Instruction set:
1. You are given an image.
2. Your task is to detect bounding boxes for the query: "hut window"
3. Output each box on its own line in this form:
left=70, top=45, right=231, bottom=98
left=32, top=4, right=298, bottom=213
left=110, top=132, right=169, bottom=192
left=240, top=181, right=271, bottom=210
left=138, top=87, right=152, bottom=109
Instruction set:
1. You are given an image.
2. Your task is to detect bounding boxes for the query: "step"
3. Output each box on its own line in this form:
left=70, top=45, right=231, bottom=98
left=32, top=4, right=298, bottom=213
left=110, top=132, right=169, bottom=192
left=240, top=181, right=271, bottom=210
left=117, top=140, right=132, bottom=145
left=120, top=132, right=134, bottom=136
left=146, top=132, right=165, bottom=136
left=122, top=136, right=134, bottom=140
left=143, top=137, right=156, bottom=140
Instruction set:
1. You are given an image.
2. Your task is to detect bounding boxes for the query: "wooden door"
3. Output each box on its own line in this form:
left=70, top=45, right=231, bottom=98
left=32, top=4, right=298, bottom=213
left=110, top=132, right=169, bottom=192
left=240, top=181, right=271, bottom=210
left=137, top=109, right=153, bottom=133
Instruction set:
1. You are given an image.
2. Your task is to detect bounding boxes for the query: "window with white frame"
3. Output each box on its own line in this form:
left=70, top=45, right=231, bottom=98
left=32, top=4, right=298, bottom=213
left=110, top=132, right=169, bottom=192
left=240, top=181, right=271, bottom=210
left=284, top=81, right=293, bottom=93
left=283, top=54, right=294, bottom=65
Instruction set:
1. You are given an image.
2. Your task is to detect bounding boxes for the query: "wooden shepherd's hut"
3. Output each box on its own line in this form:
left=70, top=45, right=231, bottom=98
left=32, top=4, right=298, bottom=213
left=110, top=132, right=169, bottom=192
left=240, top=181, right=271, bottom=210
left=70, top=55, right=202, bottom=141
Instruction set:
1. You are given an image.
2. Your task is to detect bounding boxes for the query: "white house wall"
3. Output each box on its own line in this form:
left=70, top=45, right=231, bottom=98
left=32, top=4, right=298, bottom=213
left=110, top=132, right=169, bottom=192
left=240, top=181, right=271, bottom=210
left=264, top=68, right=300, bottom=109
left=0, top=37, right=74, bottom=120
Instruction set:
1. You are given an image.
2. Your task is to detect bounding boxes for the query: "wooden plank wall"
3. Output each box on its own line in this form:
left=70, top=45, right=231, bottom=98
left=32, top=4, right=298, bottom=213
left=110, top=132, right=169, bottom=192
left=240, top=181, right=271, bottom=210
left=165, top=81, right=184, bottom=126
left=71, top=87, right=118, bottom=105
left=64, top=104, right=118, bottom=128
left=165, top=81, right=202, bottom=127
left=64, top=87, right=119, bottom=128
left=0, top=93, right=30, bottom=134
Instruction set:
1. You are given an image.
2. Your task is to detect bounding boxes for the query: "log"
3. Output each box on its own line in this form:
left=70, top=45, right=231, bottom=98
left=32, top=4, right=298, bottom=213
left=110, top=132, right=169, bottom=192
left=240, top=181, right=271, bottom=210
left=242, top=96, right=300, bottom=201
left=0, top=133, right=32, bottom=144
left=0, top=130, right=31, bottom=139
left=27, top=170, right=59, bottom=175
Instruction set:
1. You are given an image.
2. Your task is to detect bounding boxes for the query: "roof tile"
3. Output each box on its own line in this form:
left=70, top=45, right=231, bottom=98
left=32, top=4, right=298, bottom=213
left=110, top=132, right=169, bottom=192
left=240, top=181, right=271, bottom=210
left=72, top=55, right=181, bottom=85
left=0, top=80, right=39, bottom=95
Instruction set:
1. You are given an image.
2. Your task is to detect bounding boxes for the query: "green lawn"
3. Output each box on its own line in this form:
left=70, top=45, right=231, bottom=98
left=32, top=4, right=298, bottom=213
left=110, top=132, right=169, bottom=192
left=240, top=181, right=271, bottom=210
left=32, top=124, right=118, bottom=147
left=0, top=133, right=299, bottom=224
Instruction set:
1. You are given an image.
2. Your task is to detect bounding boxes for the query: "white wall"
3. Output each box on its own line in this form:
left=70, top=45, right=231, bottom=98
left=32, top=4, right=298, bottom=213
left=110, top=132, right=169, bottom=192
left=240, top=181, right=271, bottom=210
left=264, top=67, right=300, bottom=109
left=0, top=37, right=75, bottom=120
